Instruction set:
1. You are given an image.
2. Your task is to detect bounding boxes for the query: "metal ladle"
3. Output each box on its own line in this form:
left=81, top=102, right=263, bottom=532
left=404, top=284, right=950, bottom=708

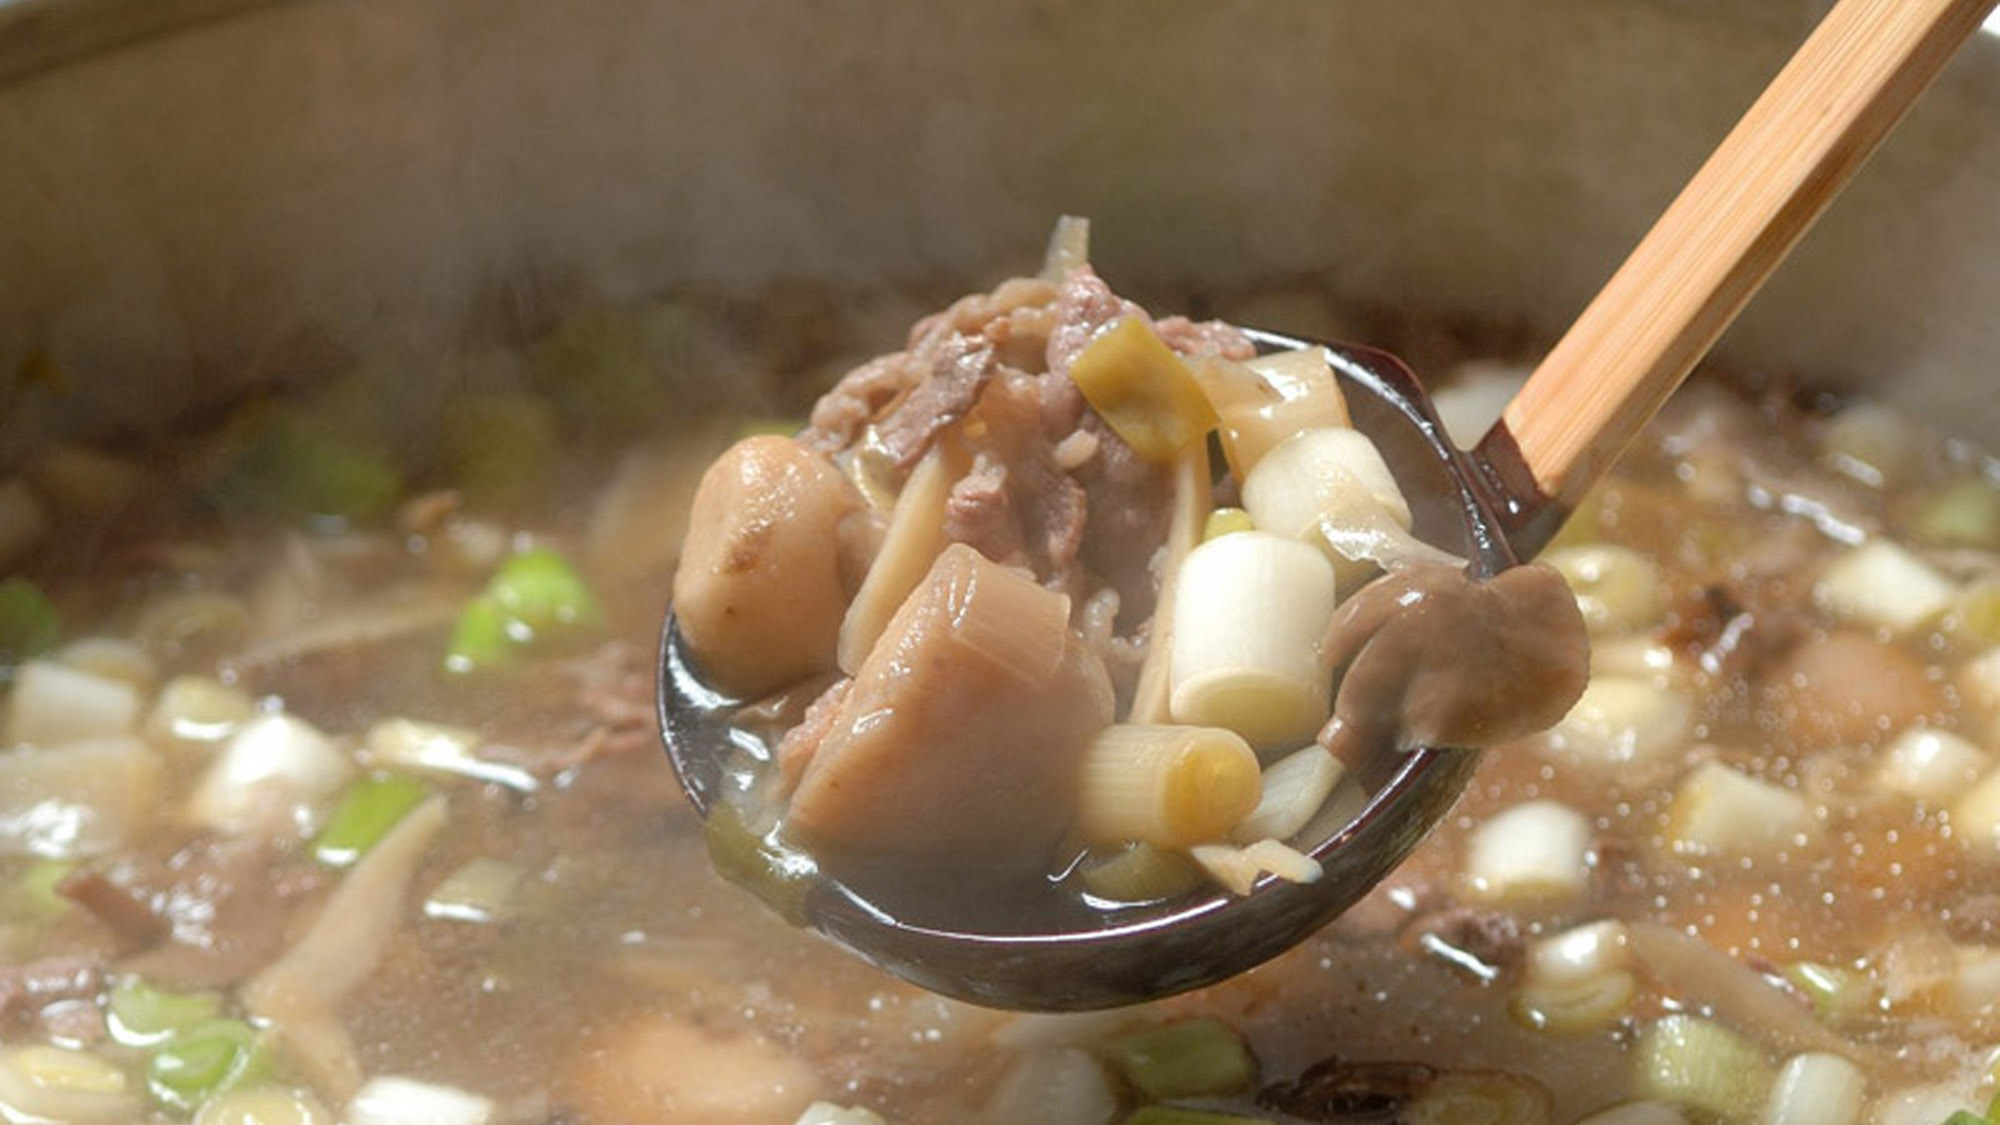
left=660, top=0, right=1996, bottom=1010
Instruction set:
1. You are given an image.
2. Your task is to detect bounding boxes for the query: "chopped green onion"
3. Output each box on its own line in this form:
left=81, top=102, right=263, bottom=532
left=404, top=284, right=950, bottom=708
left=1632, top=1015, right=1771, bottom=1123
left=146, top=1019, right=270, bottom=1113
left=107, top=979, right=224, bottom=1048
left=205, top=415, right=403, bottom=522
left=1122, top=1108, right=1274, bottom=1125
left=445, top=549, right=603, bottom=674
left=1783, top=961, right=1874, bottom=1024
left=0, top=577, right=59, bottom=671
left=1939, top=1112, right=1990, bottom=1125
left=1404, top=1071, right=1552, bottom=1125
left=1101, top=1018, right=1256, bottom=1101
left=444, top=596, right=514, bottom=673
left=192, top=1086, right=334, bottom=1125
left=314, top=774, right=430, bottom=868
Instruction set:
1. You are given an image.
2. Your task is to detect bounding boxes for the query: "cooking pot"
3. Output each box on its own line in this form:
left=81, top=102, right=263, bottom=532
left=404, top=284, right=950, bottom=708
left=5, top=0, right=1999, bottom=469
left=4, top=3, right=2000, bottom=1120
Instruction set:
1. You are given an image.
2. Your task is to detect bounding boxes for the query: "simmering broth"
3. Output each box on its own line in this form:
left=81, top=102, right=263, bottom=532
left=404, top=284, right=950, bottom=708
left=5, top=271, right=2000, bottom=1124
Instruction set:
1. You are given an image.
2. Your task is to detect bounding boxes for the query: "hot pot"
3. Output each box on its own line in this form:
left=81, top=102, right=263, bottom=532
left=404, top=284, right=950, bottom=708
left=5, top=2, right=2000, bottom=1123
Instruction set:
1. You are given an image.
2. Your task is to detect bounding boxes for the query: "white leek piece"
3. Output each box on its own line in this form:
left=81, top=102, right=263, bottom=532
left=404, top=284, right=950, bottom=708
left=1547, top=676, right=1692, bottom=768
left=1879, top=726, right=1988, bottom=804
left=1952, top=767, right=2000, bottom=857
left=1761, top=1053, right=1865, bottom=1125
left=188, top=713, right=353, bottom=836
left=365, top=717, right=537, bottom=792
left=1632, top=1015, right=1772, bottom=1123
left=1039, top=215, right=1091, bottom=281
left=1462, top=800, right=1592, bottom=904
left=1403, top=1071, right=1552, bottom=1125
left=146, top=675, right=256, bottom=752
left=977, top=1047, right=1118, bottom=1125
left=1231, top=746, right=1344, bottom=844
left=5, top=659, right=141, bottom=746
left=1241, top=426, right=1423, bottom=589
left=0, top=737, right=162, bottom=858
left=346, top=1076, right=493, bottom=1125
left=1530, top=920, right=1630, bottom=980
left=836, top=445, right=954, bottom=674
left=1240, top=838, right=1323, bottom=884
left=1168, top=530, right=1336, bottom=749
left=1203, top=349, right=1351, bottom=478
left=1075, top=725, right=1260, bottom=848
left=797, top=1102, right=890, bottom=1125
left=0, top=1044, right=139, bottom=1124
left=1812, top=539, right=1956, bottom=635
left=51, top=637, right=156, bottom=693
left=1666, top=761, right=1815, bottom=858
left=193, top=1087, right=336, bottom=1125
left=1544, top=544, right=1667, bottom=636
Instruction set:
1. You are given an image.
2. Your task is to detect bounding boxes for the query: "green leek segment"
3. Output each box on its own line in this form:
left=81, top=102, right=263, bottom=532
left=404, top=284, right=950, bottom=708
left=1102, top=1018, right=1256, bottom=1101
left=445, top=548, right=603, bottom=673
left=313, top=774, right=430, bottom=868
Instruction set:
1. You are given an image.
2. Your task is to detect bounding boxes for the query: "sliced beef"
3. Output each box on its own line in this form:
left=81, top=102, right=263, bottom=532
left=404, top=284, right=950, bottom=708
left=873, top=333, right=996, bottom=468
left=0, top=954, right=101, bottom=1031
left=117, top=835, right=331, bottom=990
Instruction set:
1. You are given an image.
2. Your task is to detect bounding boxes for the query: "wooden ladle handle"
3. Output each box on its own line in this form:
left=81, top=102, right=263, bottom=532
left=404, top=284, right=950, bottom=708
left=1474, top=0, right=1997, bottom=557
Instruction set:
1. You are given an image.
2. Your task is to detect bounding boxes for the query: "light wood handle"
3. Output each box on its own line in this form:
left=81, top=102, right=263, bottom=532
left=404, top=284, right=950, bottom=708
left=1489, top=0, right=1995, bottom=518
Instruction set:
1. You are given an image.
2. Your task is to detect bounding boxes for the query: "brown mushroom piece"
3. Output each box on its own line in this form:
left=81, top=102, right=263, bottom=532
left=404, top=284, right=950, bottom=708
left=1317, top=561, right=1591, bottom=763
left=782, top=542, right=1115, bottom=871
left=671, top=434, right=869, bottom=700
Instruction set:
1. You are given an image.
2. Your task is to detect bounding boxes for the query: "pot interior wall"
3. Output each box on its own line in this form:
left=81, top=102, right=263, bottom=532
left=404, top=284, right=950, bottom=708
left=4, top=0, right=1999, bottom=461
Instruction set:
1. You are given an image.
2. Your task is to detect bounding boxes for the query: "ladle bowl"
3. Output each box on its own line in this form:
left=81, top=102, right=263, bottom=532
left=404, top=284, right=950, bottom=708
left=658, top=0, right=1996, bottom=1010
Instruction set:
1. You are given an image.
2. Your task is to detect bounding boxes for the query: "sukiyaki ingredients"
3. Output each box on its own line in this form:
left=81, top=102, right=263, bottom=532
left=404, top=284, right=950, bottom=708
left=1947, top=768, right=2000, bottom=855
left=1237, top=838, right=1324, bottom=884
left=187, top=713, right=351, bottom=837
left=1075, top=725, right=1260, bottom=848
left=1763, top=1053, right=1867, bottom=1125
left=1318, top=562, right=1589, bottom=759
left=362, top=717, right=537, bottom=791
left=1102, top=1017, right=1256, bottom=1101
left=1631, top=1015, right=1772, bottom=1124
left=1230, top=746, right=1346, bottom=844
left=0, top=1043, right=140, bottom=1123
left=1167, top=530, right=1337, bottom=749
left=1068, top=316, right=1217, bottom=462
left=1461, top=799, right=1591, bottom=905
left=107, top=977, right=224, bottom=1047
left=0, top=737, right=161, bottom=858
left=203, top=414, right=403, bottom=522
left=310, top=774, right=430, bottom=868
left=1664, top=761, right=1816, bottom=858
left=5, top=659, right=140, bottom=745
left=672, top=434, right=866, bottom=697
left=782, top=543, right=1112, bottom=864
left=445, top=546, right=604, bottom=674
